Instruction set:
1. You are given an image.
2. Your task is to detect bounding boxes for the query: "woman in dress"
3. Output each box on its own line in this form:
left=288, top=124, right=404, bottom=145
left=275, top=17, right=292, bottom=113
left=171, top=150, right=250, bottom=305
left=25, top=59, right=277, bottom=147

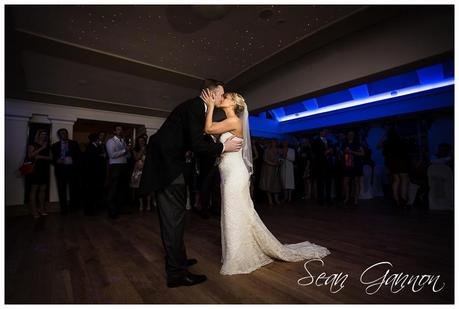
left=379, top=127, right=410, bottom=207
left=341, top=130, right=365, bottom=207
left=26, top=129, right=52, bottom=218
left=280, top=140, right=295, bottom=203
left=300, top=138, right=313, bottom=200
left=130, top=134, right=151, bottom=211
left=259, top=140, right=282, bottom=205
left=202, top=90, right=330, bottom=275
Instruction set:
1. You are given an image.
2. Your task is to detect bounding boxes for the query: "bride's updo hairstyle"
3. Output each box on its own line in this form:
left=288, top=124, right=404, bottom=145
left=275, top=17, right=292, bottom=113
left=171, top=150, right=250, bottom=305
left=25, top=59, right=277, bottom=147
left=225, top=92, right=246, bottom=117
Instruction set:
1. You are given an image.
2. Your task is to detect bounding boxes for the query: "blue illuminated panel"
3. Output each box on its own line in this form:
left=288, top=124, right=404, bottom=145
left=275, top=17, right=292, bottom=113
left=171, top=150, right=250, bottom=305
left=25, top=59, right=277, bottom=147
left=249, top=60, right=454, bottom=137
left=277, top=78, right=454, bottom=122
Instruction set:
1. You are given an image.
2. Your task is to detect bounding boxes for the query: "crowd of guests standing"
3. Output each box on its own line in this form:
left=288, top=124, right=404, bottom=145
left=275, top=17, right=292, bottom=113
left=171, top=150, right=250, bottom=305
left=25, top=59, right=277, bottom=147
left=250, top=127, right=372, bottom=208
left=24, top=124, right=452, bottom=219
left=184, top=127, right=374, bottom=216
left=251, top=126, right=452, bottom=211
left=25, top=125, right=151, bottom=219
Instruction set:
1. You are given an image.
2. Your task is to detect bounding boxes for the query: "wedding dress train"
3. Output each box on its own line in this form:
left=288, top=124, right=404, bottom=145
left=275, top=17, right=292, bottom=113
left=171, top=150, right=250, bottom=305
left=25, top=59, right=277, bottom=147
left=218, top=132, right=331, bottom=275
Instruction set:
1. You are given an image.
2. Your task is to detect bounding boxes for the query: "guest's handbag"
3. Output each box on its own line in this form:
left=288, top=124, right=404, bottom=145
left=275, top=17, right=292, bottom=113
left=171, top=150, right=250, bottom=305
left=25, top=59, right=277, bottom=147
left=19, top=161, right=35, bottom=176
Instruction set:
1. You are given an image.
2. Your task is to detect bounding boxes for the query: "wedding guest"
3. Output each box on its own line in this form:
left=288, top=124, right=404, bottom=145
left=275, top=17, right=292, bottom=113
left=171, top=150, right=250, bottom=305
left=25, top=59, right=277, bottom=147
left=259, top=140, right=281, bottom=205
left=51, top=128, right=81, bottom=214
left=97, top=131, right=109, bottom=209
left=250, top=140, right=259, bottom=199
left=431, top=143, right=453, bottom=169
left=341, top=130, right=365, bottom=207
left=106, top=124, right=131, bottom=219
left=362, top=140, right=376, bottom=185
left=26, top=129, right=52, bottom=218
left=298, top=138, right=313, bottom=200
left=379, top=127, right=410, bottom=208
left=332, top=132, right=346, bottom=202
left=98, top=131, right=107, bottom=146
left=312, top=128, right=333, bottom=206
left=252, top=139, right=264, bottom=202
left=412, top=146, right=430, bottom=210
left=83, top=133, right=106, bottom=215
left=280, top=140, right=295, bottom=203
left=131, top=134, right=151, bottom=212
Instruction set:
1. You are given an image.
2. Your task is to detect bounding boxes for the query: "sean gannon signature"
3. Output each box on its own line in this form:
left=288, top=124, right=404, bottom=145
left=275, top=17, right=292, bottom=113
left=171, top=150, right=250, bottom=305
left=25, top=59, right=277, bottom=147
left=297, top=259, right=445, bottom=294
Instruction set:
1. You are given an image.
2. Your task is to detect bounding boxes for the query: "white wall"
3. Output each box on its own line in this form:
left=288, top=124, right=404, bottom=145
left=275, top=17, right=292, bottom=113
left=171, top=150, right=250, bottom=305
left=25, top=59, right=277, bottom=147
left=5, top=98, right=165, bottom=206
left=243, top=8, right=453, bottom=110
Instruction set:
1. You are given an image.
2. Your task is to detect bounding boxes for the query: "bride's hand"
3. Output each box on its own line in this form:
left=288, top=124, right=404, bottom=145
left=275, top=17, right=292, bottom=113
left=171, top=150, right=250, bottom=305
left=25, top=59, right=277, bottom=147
left=201, top=89, right=216, bottom=107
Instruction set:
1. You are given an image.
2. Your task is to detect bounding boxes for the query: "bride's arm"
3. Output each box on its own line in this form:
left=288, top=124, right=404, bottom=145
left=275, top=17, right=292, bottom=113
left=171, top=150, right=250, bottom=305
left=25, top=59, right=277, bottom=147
left=204, top=105, right=238, bottom=135
left=202, top=90, right=239, bottom=135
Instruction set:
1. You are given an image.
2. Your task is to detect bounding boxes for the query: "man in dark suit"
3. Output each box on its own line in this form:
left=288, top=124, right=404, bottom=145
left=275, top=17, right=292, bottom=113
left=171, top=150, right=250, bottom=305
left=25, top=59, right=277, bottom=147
left=83, top=133, right=106, bottom=215
left=51, top=128, right=81, bottom=214
left=140, top=79, right=242, bottom=288
left=312, top=128, right=334, bottom=206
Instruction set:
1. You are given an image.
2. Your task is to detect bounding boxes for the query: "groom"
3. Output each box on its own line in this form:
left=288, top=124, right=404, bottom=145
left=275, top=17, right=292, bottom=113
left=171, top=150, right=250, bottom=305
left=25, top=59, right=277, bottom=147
left=140, top=79, right=242, bottom=288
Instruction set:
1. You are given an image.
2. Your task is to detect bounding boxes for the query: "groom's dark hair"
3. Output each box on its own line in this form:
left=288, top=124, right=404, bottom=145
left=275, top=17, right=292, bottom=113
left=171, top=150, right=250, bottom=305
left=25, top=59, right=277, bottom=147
left=202, top=79, right=225, bottom=90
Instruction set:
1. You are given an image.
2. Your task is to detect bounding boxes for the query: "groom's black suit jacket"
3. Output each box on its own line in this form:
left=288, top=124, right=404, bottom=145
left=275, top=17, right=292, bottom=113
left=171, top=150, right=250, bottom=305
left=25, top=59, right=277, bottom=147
left=140, top=96, right=224, bottom=193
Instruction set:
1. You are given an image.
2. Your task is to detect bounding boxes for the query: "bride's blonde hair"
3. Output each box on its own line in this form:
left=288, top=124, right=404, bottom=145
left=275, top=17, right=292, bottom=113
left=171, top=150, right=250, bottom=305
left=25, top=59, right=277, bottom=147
left=224, top=92, right=246, bottom=116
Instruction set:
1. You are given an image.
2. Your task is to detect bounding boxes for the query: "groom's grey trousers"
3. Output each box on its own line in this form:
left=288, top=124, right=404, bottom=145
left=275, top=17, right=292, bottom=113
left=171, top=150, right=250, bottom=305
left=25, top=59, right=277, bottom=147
left=156, top=173, right=189, bottom=281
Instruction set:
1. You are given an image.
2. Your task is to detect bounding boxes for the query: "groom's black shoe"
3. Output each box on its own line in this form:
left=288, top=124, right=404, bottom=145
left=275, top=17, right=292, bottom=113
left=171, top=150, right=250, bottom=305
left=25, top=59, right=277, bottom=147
left=167, top=272, right=207, bottom=288
left=186, top=258, right=198, bottom=267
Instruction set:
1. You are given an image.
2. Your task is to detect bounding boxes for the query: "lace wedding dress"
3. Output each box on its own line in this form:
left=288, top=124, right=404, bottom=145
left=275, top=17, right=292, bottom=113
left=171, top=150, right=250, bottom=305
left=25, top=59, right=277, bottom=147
left=218, top=132, right=331, bottom=275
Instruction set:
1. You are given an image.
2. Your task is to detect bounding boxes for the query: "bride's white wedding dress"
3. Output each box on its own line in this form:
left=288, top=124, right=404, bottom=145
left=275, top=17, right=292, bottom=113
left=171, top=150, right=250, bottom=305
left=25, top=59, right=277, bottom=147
left=218, top=132, right=331, bottom=275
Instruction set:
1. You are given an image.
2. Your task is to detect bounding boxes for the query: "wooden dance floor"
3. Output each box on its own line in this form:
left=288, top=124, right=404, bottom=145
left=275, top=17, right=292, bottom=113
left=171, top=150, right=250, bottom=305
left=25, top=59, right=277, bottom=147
left=5, top=198, right=453, bottom=304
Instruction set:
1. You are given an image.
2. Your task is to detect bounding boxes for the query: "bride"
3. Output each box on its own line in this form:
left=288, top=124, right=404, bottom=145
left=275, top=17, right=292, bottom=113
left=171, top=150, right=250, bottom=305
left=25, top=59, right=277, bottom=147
left=201, top=90, right=331, bottom=275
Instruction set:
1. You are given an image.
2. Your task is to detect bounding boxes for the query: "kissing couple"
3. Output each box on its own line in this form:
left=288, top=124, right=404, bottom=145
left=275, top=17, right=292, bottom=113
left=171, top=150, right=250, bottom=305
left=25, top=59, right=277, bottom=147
left=140, top=79, right=330, bottom=288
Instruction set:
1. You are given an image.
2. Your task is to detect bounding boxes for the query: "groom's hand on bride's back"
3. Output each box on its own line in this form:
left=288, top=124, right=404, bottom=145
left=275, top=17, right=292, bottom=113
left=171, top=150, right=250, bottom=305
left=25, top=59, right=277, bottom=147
left=223, top=136, right=243, bottom=152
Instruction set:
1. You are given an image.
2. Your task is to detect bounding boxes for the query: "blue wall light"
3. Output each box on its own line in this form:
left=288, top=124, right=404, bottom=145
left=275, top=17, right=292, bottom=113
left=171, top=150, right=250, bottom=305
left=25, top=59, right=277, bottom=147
left=277, top=78, right=454, bottom=122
